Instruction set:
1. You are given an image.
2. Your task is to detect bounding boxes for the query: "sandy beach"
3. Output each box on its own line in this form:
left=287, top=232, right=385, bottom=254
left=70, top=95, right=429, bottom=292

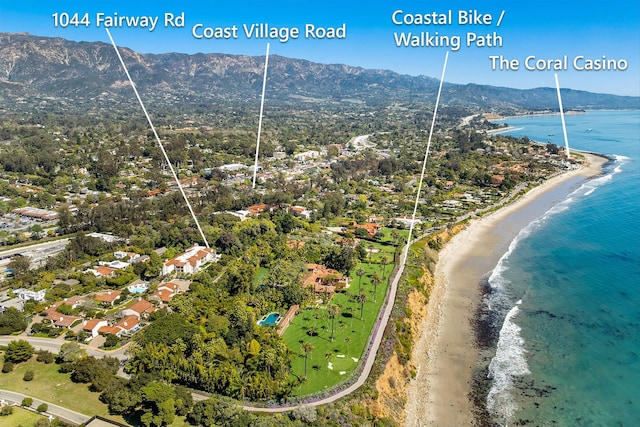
left=404, top=153, right=607, bottom=426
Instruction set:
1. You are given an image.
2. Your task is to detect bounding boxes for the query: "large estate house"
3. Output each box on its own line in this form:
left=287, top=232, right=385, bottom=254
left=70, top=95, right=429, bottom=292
left=162, top=244, right=218, bottom=276
left=301, top=263, right=349, bottom=296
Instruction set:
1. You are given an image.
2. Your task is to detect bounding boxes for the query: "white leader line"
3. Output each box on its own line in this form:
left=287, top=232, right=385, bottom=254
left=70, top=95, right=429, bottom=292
left=406, top=51, right=449, bottom=256
left=252, top=43, right=270, bottom=189
left=105, top=28, right=210, bottom=248
left=554, top=73, right=571, bottom=158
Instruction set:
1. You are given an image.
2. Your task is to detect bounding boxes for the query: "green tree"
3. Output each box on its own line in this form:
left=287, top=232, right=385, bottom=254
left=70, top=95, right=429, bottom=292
left=4, top=339, right=35, bottom=363
left=57, top=204, right=75, bottom=234
left=104, top=333, right=119, bottom=349
left=356, top=268, right=365, bottom=293
left=381, top=255, right=389, bottom=280
left=36, top=350, right=55, bottom=364
left=355, top=293, right=368, bottom=320
left=301, top=342, right=314, bottom=380
left=100, top=379, right=140, bottom=414
left=140, top=381, right=177, bottom=427
left=135, top=313, right=197, bottom=347
left=327, top=304, right=340, bottom=342
left=0, top=307, right=28, bottom=334
left=57, top=342, right=86, bottom=364
left=7, top=255, right=30, bottom=276
left=371, top=273, right=381, bottom=303
left=187, top=397, right=243, bottom=426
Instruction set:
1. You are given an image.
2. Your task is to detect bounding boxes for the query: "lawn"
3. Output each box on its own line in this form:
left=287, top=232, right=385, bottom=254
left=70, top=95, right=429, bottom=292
left=282, top=248, right=396, bottom=396
left=0, top=354, right=126, bottom=424
left=0, top=406, right=48, bottom=426
left=375, top=227, right=409, bottom=246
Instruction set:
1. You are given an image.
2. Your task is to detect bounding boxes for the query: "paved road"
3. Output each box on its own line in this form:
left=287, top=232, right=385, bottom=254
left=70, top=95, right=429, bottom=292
left=0, top=389, right=91, bottom=425
left=0, top=238, right=71, bottom=270
left=0, top=337, right=128, bottom=361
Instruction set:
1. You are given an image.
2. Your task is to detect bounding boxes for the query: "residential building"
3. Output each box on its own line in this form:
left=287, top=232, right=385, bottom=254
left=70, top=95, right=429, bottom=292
left=290, top=206, right=312, bottom=219
left=122, top=299, right=156, bottom=319
left=162, top=244, right=217, bottom=276
left=83, top=319, right=109, bottom=338
left=15, top=288, right=46, bottom=302
left=301, top=263, right=349, bottom=296
left=94, top=290, right=122, bottom=306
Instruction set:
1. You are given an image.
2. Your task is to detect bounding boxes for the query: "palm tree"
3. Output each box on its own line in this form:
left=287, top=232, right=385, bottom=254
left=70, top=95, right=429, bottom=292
left=301, top=342, right=314, bottom=380
left=344, top=336, right=351, bottom=355
left=355, top=292, right=368, bottom=320
left=391, top=229, right=400, bottom=246
left=264, top=348, right=277, bottom=377
left=327, top=304, right=340, bottom=341
left=325, top=351, right=333, bottom=370
left=371, top=273, right=380, bottom=303
left=356, top=267, right=365, bottom=293
left=381, top=255, right=389, bottom=280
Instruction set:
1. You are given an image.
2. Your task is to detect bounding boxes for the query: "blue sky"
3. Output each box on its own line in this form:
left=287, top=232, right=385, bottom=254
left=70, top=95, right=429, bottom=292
left=2, top=0, right=639, bottom=96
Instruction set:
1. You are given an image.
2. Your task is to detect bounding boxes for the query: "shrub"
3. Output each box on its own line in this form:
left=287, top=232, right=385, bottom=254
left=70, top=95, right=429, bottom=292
left=2, top=361, right=14, bottom=373
left=23, top=370, right=35, bottom=381
left=4, top=339, right=35, bottom=363
left=22, top=397, right=33, bottom=407
left=36, top=403, right=48, bottom=413
left=36, top=350, right=55, bottom=364
left=0, top=405, right=13, bottom=416
left=104, top=333, right=119, bottom=349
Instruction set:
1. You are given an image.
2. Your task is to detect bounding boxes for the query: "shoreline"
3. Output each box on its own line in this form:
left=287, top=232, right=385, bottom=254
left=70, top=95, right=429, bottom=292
left=404, top=153, right=607, bottom=426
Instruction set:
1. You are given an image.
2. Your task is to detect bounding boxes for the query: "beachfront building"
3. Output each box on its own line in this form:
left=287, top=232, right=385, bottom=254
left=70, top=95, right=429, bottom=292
left=162, top=244, right=218, bottom=276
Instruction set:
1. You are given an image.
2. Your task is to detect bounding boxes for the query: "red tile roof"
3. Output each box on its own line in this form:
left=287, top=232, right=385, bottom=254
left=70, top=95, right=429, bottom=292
left=126, top=299, right=155, bottom=315
left=152, top=289, right=174, bottom=303
left=94, top=291, right=122, bottom=304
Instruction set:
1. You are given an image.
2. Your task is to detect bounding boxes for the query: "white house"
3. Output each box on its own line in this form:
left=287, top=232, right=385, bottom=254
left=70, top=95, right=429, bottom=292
left=162, top=244, right=218, bottom=276
left=82, top=319, right=109, bottom=338
left=394, top=215, right=422, bottom=228
left=15, top=288, right=46, bottom=302
left=290, top=206, right=312, bottom=220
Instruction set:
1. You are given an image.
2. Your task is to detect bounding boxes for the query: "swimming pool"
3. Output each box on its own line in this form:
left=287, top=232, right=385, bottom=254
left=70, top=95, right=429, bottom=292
left=257, top=312, right=280, bottom=327
left=128, top=282, right=149, bottom=294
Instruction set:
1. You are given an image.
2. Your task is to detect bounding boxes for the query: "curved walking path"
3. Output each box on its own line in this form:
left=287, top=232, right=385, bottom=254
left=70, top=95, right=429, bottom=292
left=0, top=389, right=91, bottom=425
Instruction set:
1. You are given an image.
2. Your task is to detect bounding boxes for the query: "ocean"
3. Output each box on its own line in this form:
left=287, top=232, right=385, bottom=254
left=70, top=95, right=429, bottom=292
left=483, top=110, right=640, bottom=426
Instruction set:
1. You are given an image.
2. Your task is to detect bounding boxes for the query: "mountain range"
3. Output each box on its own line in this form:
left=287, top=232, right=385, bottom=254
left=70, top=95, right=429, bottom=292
left=0, top=32, right=638, bottom=112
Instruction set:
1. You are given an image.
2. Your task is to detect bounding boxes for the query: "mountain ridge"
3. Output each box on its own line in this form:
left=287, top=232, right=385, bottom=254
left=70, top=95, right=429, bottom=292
left=0, top=32, right=638, bottom=112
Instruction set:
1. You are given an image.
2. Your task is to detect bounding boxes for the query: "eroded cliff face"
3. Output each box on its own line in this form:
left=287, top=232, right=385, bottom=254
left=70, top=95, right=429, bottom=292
left=367, top=226, right=467, bottom=424
left=369, top=282, right=432, bottom=423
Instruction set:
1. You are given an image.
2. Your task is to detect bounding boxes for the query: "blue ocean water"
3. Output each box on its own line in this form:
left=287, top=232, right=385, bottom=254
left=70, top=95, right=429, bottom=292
left=486, top=111, right=640, bottom=426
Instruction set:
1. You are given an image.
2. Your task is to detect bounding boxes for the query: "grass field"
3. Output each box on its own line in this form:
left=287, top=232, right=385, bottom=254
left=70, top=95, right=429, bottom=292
left=0, top=406, right=48, bottom=426
left=282, top=245, right=396, bottom=396
left=0, top=354, right=126, bottom=424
